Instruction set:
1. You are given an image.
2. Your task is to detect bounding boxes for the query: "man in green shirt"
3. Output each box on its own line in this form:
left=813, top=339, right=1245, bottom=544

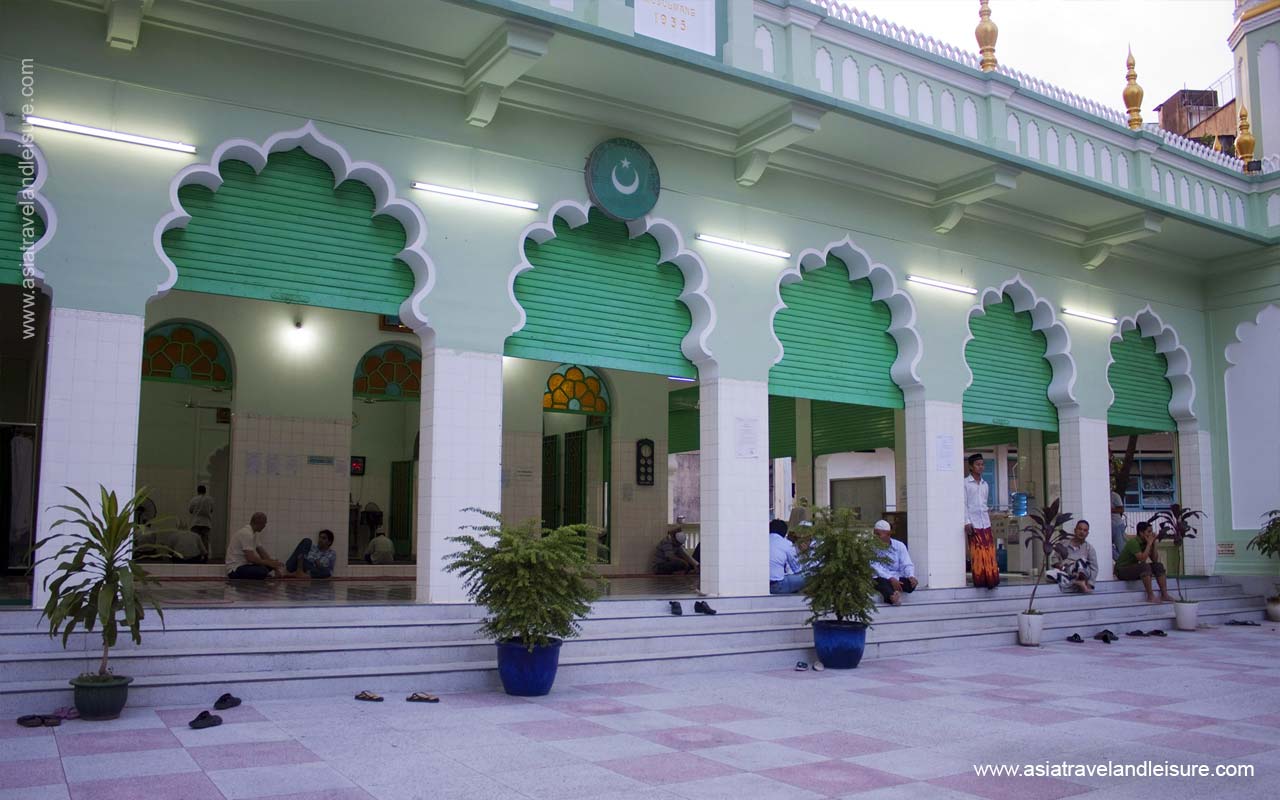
left=1114, top=521, right=1172, bottom=603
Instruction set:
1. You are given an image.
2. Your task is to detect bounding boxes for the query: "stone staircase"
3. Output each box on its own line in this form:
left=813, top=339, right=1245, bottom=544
left=0, top=577, right=1263, bottom=714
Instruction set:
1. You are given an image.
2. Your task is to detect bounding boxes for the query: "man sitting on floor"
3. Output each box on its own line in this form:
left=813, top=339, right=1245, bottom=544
left=1055, top=520, right=1098, bottom=594
left=225, top=512, right=286, bottom=580
left=363, top=529, right=396, bottom=565
left=167, top=525, right=208, bottom=563
left=871, top=519, right=916, bottom=605
left=1115, top=521, right=1173, bottom=603
left=652, top=524, right=699, bottom=575
left=769, top=519, right=809, bottom=594
left=286, top=529, right=337, bottom=579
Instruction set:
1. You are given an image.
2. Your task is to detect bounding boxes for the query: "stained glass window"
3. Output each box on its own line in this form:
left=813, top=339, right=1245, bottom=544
left=354, top=343, right=421, bottom=399
left=543, top=364, right=609, bottom=414
left=141, top=322, right=233, bottom=387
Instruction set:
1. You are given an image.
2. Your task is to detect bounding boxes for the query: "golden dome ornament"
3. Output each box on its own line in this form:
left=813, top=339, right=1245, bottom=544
left=976, top=0, right=998, bottom=72
left=1237, top=105, right=1257, bottom=167
left=1123, top=48, right=1144, bottom=131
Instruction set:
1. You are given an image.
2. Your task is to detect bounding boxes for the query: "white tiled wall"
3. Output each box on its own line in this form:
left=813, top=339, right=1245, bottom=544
left=1178, top=427, right=1216, bottom=575
left=698, top=377, right=770, bottom=597
left=904, top=398, right=966, bottom=588
left=227, top=413, right=351, bottom=570
left=418, top=348, right=504, bottom=603
left=501, top=430, right=543, bottom=525
left=33, top=309, right=145, bottom=607
left=1058, top=413, right=1114, bottom=580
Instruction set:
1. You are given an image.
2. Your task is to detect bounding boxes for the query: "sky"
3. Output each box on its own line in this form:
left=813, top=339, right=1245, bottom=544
left=845, top=1, right=1237, bottom=115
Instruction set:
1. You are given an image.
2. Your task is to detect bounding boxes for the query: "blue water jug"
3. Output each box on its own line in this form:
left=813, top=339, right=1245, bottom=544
left=1011, top=492, right=1028, bottom=517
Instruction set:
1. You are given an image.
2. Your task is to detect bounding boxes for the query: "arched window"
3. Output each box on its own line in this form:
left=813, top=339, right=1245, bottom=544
left=142, top=321, right=233, bottom=388
left=755, top=26, right=774, bottom=74
left=1025, top=121, right=1040, bottom=159
left=815, top=48, right=833, bottom=93
left=543, top=364, right=610, bottom=414
left=1046, top=128, right=1060, bottom=166
left=916, top=82, right=933, bottom=124
left=353, top=343, right=422, bottom=400
left=868, top=66, right=886, bottom=109
left=940, top=90, right=956, bottom=131
left=840, top=57, right=859, bottom=101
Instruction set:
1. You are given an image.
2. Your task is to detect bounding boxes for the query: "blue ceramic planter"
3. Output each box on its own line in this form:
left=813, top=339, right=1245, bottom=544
left=496, top=638, right=562, bottom=696
left=812, top=620, right=868, bottom=669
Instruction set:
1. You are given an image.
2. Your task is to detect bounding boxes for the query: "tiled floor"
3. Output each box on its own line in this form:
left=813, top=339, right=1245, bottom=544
left=4, top=625, right=1277, bottom=799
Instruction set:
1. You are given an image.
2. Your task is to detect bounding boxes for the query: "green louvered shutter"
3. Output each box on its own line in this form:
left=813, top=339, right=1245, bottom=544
left=1108, top=330, right=1175, bottom=432
left=811, top=402, right=896, bottom=455
left=964, top=297, right=1057, bottom=432
left=507, top=209, right=696, bottom=378
left=769, top=395, right=796, bottom=459
left=161, top=148, right=413, bottom=313
left=1, top=155, right=44, bottom=286
left=962, top=422, right=1019, bottom=448
left=770, top=256, right=902, bottom=409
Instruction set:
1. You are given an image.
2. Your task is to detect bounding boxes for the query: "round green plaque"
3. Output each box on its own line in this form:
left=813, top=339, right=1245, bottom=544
left=585, top=138, right=660, bottom=221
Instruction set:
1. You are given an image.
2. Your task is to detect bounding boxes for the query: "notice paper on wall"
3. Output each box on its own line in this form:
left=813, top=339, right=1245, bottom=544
left=935, top=434, right=955, bottom=473
left=734, top=416, right=759, bottom=459
left=635, top=0, right=717, bottom=56
left=245, top=452, right=261, bottom=476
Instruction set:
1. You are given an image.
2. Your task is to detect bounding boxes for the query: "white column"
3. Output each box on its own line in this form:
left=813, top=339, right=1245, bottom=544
left=1058, top=411, right=1114, bottom=581
left=416, top=344, right=503, bottom=603
left=33, top=309, right=145, bottom=608
left=993, top=444, right=1011, bottom=510
left=1176, top=425, right=1216, bottom=576
left=699, top=375, right=770, bottom=597
left=904, top=396, right=966, bottom=588
left=793, top=398, right=814, bottom=505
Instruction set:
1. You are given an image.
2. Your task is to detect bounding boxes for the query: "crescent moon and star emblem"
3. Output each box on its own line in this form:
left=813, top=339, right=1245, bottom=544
left=610, top=158, right=640, bottom=195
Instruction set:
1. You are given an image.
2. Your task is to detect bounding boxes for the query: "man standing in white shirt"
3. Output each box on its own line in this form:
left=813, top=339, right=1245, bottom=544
left=225, top=512, right=285, bottom=579
left=963, top=453, right=1000, bottom=589
left=871, top=519, right=916, bottom=605
left=188, top=485, right=215, bottom=551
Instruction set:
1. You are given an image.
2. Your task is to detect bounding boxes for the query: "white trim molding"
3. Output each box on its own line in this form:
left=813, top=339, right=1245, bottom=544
left=507, top=199, right=717, bottom=369
left=152, top=120, right=436, bottom=331
left=963, top=274, right=1078, bottom=410
left=1108, top=305, right=1197, bottom=425
left=771, top=236, right=924, bottom=396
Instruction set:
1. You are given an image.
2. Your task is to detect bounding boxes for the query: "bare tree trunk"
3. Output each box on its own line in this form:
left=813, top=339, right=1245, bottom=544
left=99, top=639, right=110, bottom=676
left=1113, top=435, right=1139, bottom=497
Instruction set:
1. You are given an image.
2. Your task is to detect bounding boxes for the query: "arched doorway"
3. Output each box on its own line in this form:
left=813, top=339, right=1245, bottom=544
left=540, top=364, right=611, bottom=562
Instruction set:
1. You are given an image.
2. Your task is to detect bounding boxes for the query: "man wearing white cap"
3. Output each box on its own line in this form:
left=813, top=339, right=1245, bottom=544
left=872, top=519, right=916, bottom=606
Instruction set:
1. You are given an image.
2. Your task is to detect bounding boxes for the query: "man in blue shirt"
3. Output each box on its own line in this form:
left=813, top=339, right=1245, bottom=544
left=285, top=529, right=337, bottom=579
left=872, top=519, right=916, bottom=605
left=768, top=519, right=809, bottom=594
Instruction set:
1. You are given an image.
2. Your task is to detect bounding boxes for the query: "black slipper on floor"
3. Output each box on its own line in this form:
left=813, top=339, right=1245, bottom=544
left=669, top=601, right=683, bottom=616
left=795, top=661, right=809, bottom=671
left=1226, top=619, right=1260, bottom=626
left=1147, top=629, right=1167, bottom=637
left=355, top=691, right=384, bottom=702
left=189, top=710, right=222, bottom=729
left=1126, top=630, right=1148, bottom=637
left=17, top=715, right=43, bottom=728
left=1066, top=633, right=1084, bottom=643
left=407, top=692, right=440, bottom=703
left=213, top=693, right=241, bottom=710
left=694, top=601, right=716, bottom=615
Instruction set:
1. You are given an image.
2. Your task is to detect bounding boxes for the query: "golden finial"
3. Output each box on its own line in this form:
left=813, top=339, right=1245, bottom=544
left=976, top=0, right=998, bottom=73
left=1123, top=48, right=1144, bottom=131
left=1237, top=105, right=1257, bottom=165
left=1213, top=137, right=1223, bottom=153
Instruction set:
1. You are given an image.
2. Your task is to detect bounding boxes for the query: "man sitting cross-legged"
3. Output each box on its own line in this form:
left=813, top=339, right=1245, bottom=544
left=871, top=519, right=917, bottom=605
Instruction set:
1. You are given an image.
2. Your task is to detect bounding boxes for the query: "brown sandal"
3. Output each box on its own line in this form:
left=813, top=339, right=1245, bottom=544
left=355, top=691, right=383, bottom=702
left=407, top=692, right=439, bottom=703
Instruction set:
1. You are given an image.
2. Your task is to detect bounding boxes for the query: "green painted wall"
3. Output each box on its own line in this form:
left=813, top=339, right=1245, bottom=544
left=770, top=256, right=901, bottom=408
left=1107, top=329, right=1175, bottom=433
left=811, top=402, right=896, bottom=456
left=507, top=209, right=696, bottom=378
left=964, top=297, right=1057, bottom=431
left=163, top=149, right=414, bottom=314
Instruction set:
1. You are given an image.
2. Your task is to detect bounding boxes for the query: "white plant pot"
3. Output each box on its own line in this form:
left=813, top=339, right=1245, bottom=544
left=1017, top=612, right=1044, bottom=646
left=1265, top=600, right=1280, bottom=623
left=1174, top=601, right=1198, bottom=631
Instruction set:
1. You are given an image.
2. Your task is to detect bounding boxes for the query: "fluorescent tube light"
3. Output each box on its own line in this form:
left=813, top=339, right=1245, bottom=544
left=666, top=376, right=697, bottom=382
left=25, top=115, right=196, bottom=153
left=695, top=234, right=790, bottom=259
left=411, top=182, right=538, bottom=210
left=1062, top=308, right=1118, bottom=325
left=907, top=275, right=977, bottom=295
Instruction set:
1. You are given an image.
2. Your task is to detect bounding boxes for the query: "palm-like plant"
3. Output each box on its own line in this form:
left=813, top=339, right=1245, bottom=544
left=34, top=487, right=172, bottom=678
left=1247, top=510, right=1280, bottom=560
left=1151, top=504, right=1202, bottom=602
left=1021, top=499, right=1073, bottom=614
left=445, top=509, right=602, bottom=652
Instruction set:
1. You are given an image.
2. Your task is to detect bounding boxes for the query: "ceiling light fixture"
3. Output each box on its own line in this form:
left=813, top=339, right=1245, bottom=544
left=411, top=181, right=538, bottom=210
left=695, top=234, right=790, bottom=259
left=906, top=275, right=978, bottom=295
left=1062, top=308, right=1118, bottom=325
left=25, top=115, right=196, bottom=153
left=666, top=376, right=697, bottom=382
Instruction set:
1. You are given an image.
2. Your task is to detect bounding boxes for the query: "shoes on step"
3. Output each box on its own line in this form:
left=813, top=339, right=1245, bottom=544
left=1092, top=630, right=1119, bottom=644
left=813, top=661, right=825, bottom=671
left=1226, top=619, right=1260, bottom=626
left=693, top=601, right=716, bottom=615
left=1125, top=630, right=1148, bottom=637
left=669, top=601, right=683, bottom=616
left=794, top=661, right=809, bottom=672
left=1147, top=629, right=1167, bottom=637
left=189, top=710, right=222, bottom=729
left=213, top=693, right=241, bottom=710
left=1065, top=633, right=1084, bottom=643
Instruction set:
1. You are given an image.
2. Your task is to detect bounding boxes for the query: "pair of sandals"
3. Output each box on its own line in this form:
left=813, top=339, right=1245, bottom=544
left=17, top=707, right=79, bottom=727
left=355, top=691, right=439, bottom=703
left=669, top=601, right=716, bottom=616
left=1065, top=628, right=1165, bottom=644
left=189, top=693, right=242, bottom=729
left=1125, top=629, right=1168, bottom=637
left=794, top=661, right=825, bottom=672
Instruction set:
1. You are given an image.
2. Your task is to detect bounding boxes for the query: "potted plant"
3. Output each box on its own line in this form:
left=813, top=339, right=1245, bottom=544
left=1246, top=509, right=1280, bottom=621
left=1017, top=499, right=1073, bottom=646
left=34, top=486, right=171, bottom=720
left=445, top=510, right=601, bottom=696
left=1151, top=504, right=1203, bottom=631
left=800, top=507, right=885, bottom=669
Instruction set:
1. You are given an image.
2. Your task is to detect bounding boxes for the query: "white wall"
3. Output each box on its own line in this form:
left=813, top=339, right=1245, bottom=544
left=1225, top=304, right=1280, bottom=529
left=814, top=449, right=897, bottom=510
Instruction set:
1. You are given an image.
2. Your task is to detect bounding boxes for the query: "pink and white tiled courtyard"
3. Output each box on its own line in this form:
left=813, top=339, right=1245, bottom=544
left=3, top=625, right=1277, bottom=800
